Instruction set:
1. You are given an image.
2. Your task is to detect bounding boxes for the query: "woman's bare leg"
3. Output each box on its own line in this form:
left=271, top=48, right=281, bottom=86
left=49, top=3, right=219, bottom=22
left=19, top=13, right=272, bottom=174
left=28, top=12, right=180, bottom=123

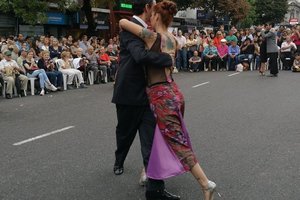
left=191, top=163, right=211, bottom=200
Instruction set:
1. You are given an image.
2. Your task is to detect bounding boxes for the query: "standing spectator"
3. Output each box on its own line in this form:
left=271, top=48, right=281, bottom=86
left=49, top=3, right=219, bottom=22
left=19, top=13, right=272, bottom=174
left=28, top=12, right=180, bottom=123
left=202, top=40, right=219, bottom=71
left=228, top=41, right=240, bottom=71
left=186, top=34, right=198, bottom=70
left=217, top=39, right=228, bottom=71
left=38, top=50, right=63, bottom=90
left=254, top=37, right=261, bottom=70
left=176, top=30, right=187, bottom=71
left=262, top=23, right=279, bottom=77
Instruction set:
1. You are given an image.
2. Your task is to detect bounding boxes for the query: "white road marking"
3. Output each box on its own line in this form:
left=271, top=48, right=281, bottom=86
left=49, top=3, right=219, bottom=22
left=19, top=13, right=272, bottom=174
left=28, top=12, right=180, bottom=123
left=228, top=72, right=240, bottom=77
left=192, top=81, right=210, bottom=88
left=13, top=126, right=75, bottom=146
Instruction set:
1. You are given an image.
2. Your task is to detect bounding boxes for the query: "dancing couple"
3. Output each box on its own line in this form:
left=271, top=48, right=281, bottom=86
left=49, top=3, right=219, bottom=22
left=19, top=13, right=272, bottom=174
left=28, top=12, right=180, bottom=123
left=112, top=1, right=219, bottom=200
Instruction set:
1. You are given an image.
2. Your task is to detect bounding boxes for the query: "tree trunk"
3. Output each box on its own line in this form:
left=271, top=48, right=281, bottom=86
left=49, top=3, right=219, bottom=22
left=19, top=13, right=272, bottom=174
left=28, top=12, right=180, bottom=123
left=82, top=0, right=96, bottom=36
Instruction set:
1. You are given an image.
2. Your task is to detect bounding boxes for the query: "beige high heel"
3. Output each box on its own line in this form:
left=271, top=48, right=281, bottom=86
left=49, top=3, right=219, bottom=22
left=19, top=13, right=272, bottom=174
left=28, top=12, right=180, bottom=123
left=203, top=180, right=221, bottom=200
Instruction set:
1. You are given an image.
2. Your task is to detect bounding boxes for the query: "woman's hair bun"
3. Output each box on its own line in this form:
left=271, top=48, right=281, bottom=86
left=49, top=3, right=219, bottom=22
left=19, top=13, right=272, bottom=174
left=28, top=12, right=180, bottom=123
left=161, top=0, right=178, bottom=16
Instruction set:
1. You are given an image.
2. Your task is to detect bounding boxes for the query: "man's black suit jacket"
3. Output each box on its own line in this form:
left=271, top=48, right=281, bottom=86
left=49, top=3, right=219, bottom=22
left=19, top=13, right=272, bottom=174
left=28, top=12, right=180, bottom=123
left=112, top=18, right=172, bottom=106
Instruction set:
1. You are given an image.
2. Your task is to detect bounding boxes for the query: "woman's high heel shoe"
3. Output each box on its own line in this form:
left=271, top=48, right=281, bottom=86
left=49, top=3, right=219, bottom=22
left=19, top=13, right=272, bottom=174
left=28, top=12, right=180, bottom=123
left=203, top=180, right=222, bottom=199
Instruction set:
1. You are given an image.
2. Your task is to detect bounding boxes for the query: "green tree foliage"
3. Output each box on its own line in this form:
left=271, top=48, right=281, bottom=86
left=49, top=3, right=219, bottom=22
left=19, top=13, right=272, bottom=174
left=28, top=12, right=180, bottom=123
left=255, top=0, right=288, bottom=24
left=0, top=0, right=48, bottom=24
left=240, top=0, right=256, bottom=28
left=177, top=0, right=250, bottom=24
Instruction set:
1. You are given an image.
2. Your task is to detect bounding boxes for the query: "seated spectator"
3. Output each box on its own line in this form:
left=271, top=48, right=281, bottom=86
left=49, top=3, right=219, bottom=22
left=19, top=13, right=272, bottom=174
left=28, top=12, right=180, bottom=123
left=73, top=48, right=89, bottom=81
left=49, top=38, right=63, bottom=60
left=38, top=50, right=63, bottom=90
left=0, top=50, right=28, bottom=98
left=79, top=34, right=90, bottom=55
left=85, top=46, right=100, bottom=84
left=57, top=51, right=87, bottom=89
left=107, top=45, right=118, bottom=81
left=238, top=38, right=255, bottom=70
left=40, top=37, right=50, bottom=51
left=217, top=39, right=228, bottom=71
left=98, top=46, right=109, bottom=83
left=0, top=72, right=4, bottom=95
left=213, top=31, right=224, bottom=48
left=228, top=41, right=240, bottom=71
left=225, top=30, right=238, bottom=45
left=292, top=52, right=300, bottom=72
left=202, top=40, right=219, bottom=71
left=17, top=50, right=27, bottom=68
left=189, top=51, right=201, bottom=72
left=280, top=36, right=297, bottom=70
left=23, top=50, right=57, bottom=96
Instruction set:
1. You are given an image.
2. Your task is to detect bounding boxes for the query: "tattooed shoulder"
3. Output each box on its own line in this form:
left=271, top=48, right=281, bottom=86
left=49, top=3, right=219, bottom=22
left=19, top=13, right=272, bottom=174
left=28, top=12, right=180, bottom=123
left=139, top=28, right=154, bottom=39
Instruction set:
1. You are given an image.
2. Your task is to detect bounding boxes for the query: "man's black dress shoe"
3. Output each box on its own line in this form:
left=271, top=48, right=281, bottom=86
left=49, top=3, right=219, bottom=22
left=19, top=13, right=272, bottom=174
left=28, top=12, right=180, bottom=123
left=146, top=189, right=180, bottom=200
left=5, top=94, right=12, bottom=99
left=113, top=165, right=124, bottom=175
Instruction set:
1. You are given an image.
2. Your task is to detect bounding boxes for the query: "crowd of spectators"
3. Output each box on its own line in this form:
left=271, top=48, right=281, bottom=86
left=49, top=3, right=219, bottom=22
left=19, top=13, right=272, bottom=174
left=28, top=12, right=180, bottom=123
left=1, top=24, right=300, bottom=100
left=174, top=24, right=300, bottom=73
left=0, top=34, right=120, bottom=99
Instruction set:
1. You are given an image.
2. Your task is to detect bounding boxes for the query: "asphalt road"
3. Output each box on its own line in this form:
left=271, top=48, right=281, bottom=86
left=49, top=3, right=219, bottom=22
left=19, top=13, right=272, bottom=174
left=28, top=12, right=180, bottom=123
left=0, top=71, right=299, bottom=200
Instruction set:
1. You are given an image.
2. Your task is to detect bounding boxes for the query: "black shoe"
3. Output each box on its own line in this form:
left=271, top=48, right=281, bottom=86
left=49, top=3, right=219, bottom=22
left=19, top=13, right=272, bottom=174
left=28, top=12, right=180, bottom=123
left=146, top=189, right=180, bottom=200
left=21, top=90, right=26, bottom=97
left=101, top=80, right=107, bottom=84
left=79, top=83, right=87, bottom=88
left=5, top=94, right=12, bottom=99
left=67, top=85, right=74, bottom=90
left=113, top=165, right=124, bottom=175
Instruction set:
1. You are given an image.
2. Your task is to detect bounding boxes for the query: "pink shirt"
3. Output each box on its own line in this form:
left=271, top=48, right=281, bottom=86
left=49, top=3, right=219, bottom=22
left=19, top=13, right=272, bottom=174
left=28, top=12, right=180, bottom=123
left=217, top=45, right=228, bottom=57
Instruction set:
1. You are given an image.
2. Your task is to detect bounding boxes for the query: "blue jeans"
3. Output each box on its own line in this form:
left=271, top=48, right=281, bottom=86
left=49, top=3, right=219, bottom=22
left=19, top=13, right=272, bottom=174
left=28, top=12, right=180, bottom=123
left=46, top=71, right=63, bottom=87
left=176, top=49, right=187, bottom=70
left=228, top=56, right=239, bottom=71
left=238, top=54, right=254, bottom=64
left=27, top=69, right=49, bottom=89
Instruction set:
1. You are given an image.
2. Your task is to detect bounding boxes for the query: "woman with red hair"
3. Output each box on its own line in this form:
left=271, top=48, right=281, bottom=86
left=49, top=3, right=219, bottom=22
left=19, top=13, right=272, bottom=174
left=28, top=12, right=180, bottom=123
left=119, top=1, right=219, bottom=199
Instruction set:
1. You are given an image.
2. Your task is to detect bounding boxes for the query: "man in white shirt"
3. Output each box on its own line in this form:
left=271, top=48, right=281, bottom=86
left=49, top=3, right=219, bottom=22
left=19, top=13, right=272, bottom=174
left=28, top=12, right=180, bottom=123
left=0, top=51, right=28, bottom=98
left=176, top=30, right=187, bottom=71
left=280, top=36, right=297, bottom=70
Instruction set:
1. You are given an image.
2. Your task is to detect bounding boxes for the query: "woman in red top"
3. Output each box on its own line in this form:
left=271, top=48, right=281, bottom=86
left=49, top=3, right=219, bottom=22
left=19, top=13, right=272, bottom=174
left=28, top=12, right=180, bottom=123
left=213, top=31, right=224, bottom=48
left=98, top=46, right=110, bottom=83
left=291, top=26, right=300, bottom=52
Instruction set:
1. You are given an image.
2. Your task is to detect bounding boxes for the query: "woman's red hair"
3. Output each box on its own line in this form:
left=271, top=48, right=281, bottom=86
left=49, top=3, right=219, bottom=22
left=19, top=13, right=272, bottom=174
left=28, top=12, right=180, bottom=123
left=153, top=0, right=178, bottom=27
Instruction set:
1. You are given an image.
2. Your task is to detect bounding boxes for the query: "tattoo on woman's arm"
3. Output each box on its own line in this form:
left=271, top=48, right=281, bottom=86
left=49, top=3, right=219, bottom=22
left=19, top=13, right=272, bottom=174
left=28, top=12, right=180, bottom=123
left=139, top=28, right=153, bottom=39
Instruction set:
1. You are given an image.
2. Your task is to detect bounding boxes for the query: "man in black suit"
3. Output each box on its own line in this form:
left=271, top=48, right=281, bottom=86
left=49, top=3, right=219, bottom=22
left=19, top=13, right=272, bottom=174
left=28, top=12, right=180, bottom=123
left=111, top=0, right=180, bottom=199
